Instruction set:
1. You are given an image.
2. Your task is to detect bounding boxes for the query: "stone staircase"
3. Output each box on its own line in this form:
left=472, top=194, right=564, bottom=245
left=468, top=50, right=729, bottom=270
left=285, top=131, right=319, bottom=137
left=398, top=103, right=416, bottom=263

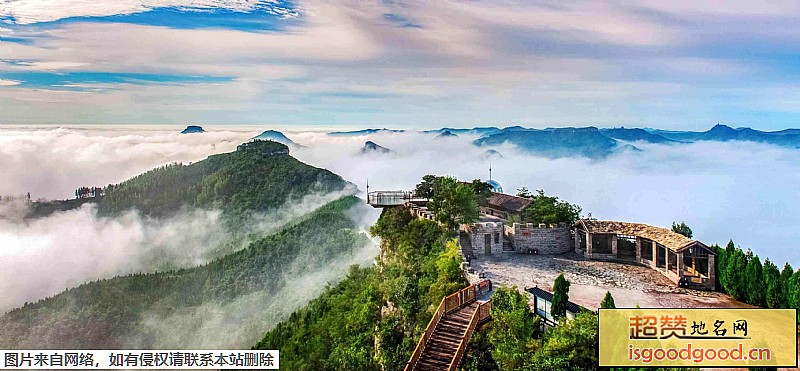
left=502, top=235, right=514, bottom=252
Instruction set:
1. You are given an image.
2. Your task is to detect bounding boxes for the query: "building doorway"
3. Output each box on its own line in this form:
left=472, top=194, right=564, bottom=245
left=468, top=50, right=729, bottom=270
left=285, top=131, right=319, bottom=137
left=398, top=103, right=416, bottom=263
left=485, top=234, right=492, bottom=254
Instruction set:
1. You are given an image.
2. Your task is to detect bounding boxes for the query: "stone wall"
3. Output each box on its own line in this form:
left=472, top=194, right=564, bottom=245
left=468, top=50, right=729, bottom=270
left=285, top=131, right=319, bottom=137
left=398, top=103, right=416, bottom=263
left=463, top=222, right=504, bottom=255
left=506, top=223, right=571, bottom=254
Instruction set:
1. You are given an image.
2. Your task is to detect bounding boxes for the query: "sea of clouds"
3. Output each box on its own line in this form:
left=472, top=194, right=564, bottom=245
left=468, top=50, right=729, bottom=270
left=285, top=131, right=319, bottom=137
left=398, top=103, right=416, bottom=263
left=291, top=129, right=800, bottom=269
left=1, top=125, right=799, bottom=314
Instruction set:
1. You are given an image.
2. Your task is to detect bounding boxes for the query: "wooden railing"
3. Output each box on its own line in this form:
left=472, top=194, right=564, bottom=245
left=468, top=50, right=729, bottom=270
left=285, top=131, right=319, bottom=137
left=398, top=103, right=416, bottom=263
left=404, top=285, right=478, bottom=371
left=477, top=300, right=492, bottom=324
left=404, top=297, right=446, bottom=371
left=447, top=300, right=493, bottom=370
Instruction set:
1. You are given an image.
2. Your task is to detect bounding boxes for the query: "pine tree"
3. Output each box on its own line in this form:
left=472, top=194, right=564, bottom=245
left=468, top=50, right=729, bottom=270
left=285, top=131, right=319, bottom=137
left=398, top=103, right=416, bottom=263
left=780, top=263, right=794, bottom=308
left=790, top=272, right=800, bottom=309
left=551, top=273, right=571, bottom=319
left=762, top=259, right=782, bottom=308
left=671, top=221, right=692, bottom=238
left=720, top=240, right=736, bottom=292
left=745, top=253, right=766, bottom=307
left=791, top=271, right=800, bottom=323
left=600, top=291, right=616, bottom=309
left=724, top=246, right=747, bottom=301
left=712, top=244, right=725, bottom=292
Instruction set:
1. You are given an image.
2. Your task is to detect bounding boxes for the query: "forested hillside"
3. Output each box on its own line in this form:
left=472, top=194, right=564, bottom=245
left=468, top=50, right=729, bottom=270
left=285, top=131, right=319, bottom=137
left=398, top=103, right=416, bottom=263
left=97, top=140, right=346, bottom=219
left=0, top=196, right=370, bottom=349
left=24, top=140, right=346, bottom=220
left=0, top=141, right=371, bottom=349
left=255, top=206, right=468, bottom=370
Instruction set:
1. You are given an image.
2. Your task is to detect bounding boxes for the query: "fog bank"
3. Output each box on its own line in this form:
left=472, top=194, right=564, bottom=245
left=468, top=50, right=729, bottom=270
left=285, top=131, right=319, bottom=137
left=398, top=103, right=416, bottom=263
left=0, top=187, right=357, bottom=312
left=3, top=125, right=798, bottom=293
left=291, top=131, right=800, bottom=267
left=0, top=126, right=256, bottom=200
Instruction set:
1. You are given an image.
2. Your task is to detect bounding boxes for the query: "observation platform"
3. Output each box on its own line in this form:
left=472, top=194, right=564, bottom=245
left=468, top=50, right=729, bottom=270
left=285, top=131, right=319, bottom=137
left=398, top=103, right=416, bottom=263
left=366, top=191, right=427, bottom=208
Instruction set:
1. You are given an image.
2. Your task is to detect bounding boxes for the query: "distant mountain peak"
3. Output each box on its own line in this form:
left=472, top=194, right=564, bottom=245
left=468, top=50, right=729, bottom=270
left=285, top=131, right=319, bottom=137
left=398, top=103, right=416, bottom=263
left=502, top=125, right=528, bottom=131
left=251, top=130, right=299, bottom=147
left=328, top=128, right=404, bottom=136
left=422, top=127, right=500, bottom=136
left=180, top=125, right=204, bottom=134
left=360, top=141, right=393, bottom=154
left=479, top=149, right=503, bottom=160
left=600, top=127, right=675, bottom=144
left=475, top=126, right=619, bottom=159
left=435, top=130, right=457, bottom=138
left=708, top=123, right=736, bottom=133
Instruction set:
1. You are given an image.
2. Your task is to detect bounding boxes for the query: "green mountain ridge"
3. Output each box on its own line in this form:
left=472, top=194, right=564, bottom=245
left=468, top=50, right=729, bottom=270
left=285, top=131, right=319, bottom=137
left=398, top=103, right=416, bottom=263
left=97, top=140, right=345, bottom=219
left=0, top=141, right=373, bottom=349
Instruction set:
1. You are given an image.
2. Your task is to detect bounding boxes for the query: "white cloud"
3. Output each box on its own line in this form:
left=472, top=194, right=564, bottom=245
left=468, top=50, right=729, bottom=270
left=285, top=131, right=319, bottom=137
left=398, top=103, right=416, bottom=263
left=2, top=125, right=800, bottom=318
left=130, top=202, right=379, bottom=349
left=0, top=126, right=259, bottom=199
left=0, top=79, right=20, bottom=85
left=290, top=130, right=800, bottom=268
left=0, top=184, right=357, bottom=312
left=634, top=0, right=800, bottom=17
left=0, top=0, right=289, bottom=24
left=0, top=1, right=797, bottom=128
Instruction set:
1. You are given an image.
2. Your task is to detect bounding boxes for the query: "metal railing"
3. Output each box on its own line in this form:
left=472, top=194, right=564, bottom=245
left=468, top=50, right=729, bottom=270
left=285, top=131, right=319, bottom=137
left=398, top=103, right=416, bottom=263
left=367, top=191, right=413, bottom=206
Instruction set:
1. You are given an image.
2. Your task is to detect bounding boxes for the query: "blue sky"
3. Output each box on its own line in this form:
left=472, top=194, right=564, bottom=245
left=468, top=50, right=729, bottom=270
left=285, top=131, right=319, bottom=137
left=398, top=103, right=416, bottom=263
left=1, top=0, right=799, bottom=130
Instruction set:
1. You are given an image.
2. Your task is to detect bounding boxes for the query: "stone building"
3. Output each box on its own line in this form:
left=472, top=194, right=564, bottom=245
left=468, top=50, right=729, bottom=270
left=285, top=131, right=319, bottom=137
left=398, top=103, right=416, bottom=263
left=505, top=222, right=571, bottom=254
left=460, top=218, right=571, bottom=256
left=462, top=220, right=505, bottom=255
left=480, top=192, right=531, bottom=220
left=460, top=191, right=573, bottom=256
left=573, top=219, right=716, bottom=290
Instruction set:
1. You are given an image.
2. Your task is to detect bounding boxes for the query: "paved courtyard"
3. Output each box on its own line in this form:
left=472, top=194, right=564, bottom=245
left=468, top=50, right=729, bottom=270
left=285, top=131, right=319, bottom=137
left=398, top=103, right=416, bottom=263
left=466, top=252, right=751, bottom=310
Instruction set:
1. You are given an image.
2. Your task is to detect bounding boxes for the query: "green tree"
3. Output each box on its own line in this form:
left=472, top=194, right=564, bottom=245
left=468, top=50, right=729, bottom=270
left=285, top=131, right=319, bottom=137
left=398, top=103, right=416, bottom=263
left=518, top=190, right=582, bottom=225
left=468, top=179, right=493, bottom=205
left=488, top=286, right=539, bottom=370
left=414, top=174, right=437, bottom=199
left=745, top=252, right=766, bottom=307
left=762, top=259, right=782, bottom=308
left=370, top=206, right=413, bottom=252
left=601, top=291, right=616, bottom=309
left=461, top=330, right=499, bottom=371
left=258, top=200, right=469, bottom=369
left=719, top=240, right=736, bottom=291
left=724, top=245, right=748, bottom=300
left=426, top=176, right=479, bottom=229
left=516, top=187, right=533, bottom=198
left=709, top=243, right=724, bottom=291
left=551, top=273, right=571, bottom=319
left=790, top=271, right=800, bottom=322
left=427, top=240, right=469, bottom=304
left=779, top=263, right=794, bottom=308
left=671, top=221, right=693, bottom=238
left=527, top=311, right=598, bottom=370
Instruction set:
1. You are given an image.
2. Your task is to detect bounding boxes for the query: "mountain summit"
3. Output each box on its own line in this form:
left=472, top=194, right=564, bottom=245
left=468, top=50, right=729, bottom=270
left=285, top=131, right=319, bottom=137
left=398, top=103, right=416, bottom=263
left=360, top=141, right=393, bottom=154
left=180, top=125, right=204, bottom=134
left=251, top=130, right=299, bottom=147
left=0, top=142, right=362, bottom=349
